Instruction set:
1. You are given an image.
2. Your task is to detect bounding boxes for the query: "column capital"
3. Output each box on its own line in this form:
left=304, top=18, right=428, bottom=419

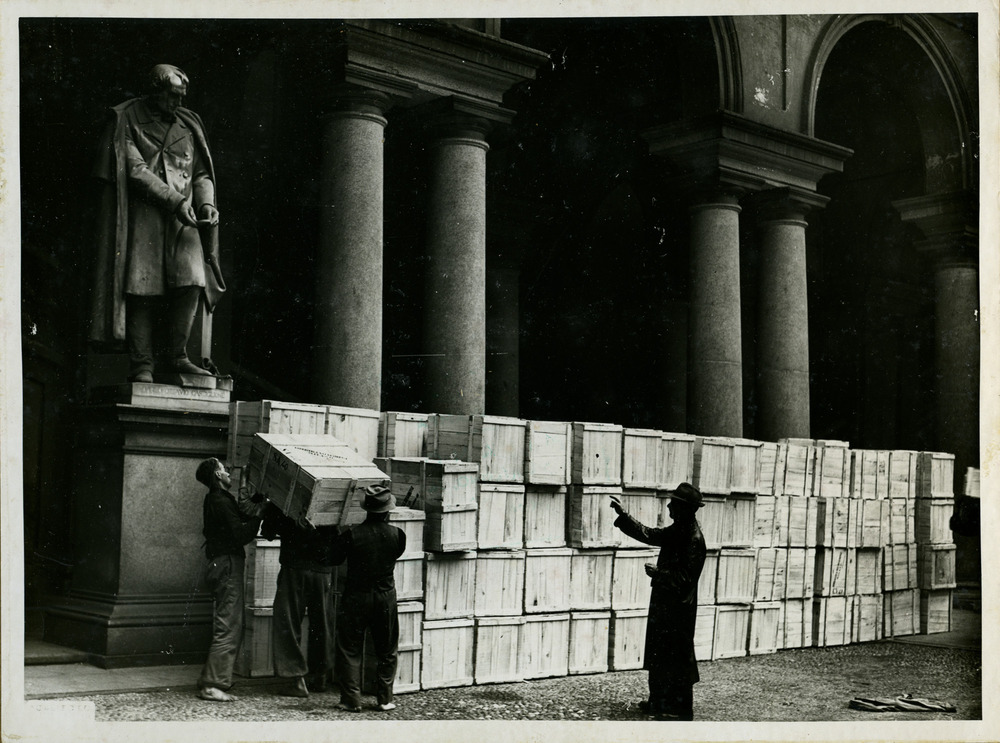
left=749, top=187, right=830, bottom=223
left=893, top=191, right=978, bottom=268
left=322, top=83, right=394, bottom=125
left=421, top=96, right=514, bottom=145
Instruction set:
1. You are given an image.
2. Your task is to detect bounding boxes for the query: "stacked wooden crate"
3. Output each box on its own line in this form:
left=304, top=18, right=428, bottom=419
left=915, top=452, right=957, bottom=634
left=812, top=440, right=854, bottom=647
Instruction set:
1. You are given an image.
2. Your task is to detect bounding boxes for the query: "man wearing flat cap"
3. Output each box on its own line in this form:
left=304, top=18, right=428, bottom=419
left=329, top=483, right=406, bottom=712
left=610, top=482, right=707, bottom=721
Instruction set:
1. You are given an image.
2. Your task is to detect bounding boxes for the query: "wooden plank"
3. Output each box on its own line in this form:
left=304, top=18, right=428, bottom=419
left=699, top=549, right=719, bottom=606
left=519, top=613, right=570, bottom=680
left=523, top=548, right=573, bottom=614
left=474, top=551, right=526, bottom=617
left=477, top=483, right=525, bottom=550
left=694, top=605, right=717, bottom=661
left=720, top=494, right=756, bottom=548
left=854, top=548, right=883, bottom=595
left=716, top=548, right=757, bottom=604
left=474, top=616, right=525, bottom=685
left=753, top=547, right=786, bottom=602
left=609, top=609, right=648, bottom=671
left=523, top=485, right=568, bottom=549
left=423, top=552, right=477, bottom=620
left=568, top=611, right=611, bottom=675
left=569, top=548, right=614, bottom=611
left=699, top=495, right=726, bottom=549
left=713, top=604, right=750, bottom=659
left=813, top=596, right=851, bottom=647
left=757, top=442, right=778, bottom=496
left=421, top=618, right=474, bottom=689
left=730, top=439, right=762, bottom=495
left=852, top=593, right=883, bottom=643
left=753, top=495, right=776, bottom=548
left=748, top=601, right=782, bottom=655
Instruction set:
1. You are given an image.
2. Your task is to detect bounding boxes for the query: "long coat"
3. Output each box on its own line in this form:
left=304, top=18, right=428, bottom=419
left=89, top=97, right=223, bottom=344
left=614, top=511, right=706, bottom=685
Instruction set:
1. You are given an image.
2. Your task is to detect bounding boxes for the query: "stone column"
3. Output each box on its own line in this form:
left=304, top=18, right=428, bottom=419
left=754, top=190, right=826, bottom=440
left=313, top=86, right=391, bottom=409
left=486, top=264, right=520, bottom=417
left=423, top=107, right=492, bottom=415
left=688, top=192, right=744, bottom=437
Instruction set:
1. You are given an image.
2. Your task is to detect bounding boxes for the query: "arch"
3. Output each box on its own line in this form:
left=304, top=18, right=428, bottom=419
left=710, top=16, right=744, bottom=113
left=804, top=14, right=975, bottom=190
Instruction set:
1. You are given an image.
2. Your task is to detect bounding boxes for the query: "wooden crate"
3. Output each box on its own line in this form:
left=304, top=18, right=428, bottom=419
left=244, top=537, right=280, bottom=607
left=421, top=618, right=474, bottom=689
left=519, top=613, right=570, bottom=679
left=228, top=400, right=329, bottom=468
left=378, top=411, right=429, bottom=458
left=523, top=485, right=567, bottom=549
left=757, top=442, right=779, bottom=496
left=780, top=440, right=815, bottom=497
left=363, top=601, right=423, bottom=694
left=888, top=450, right=915, bottom=500
left=915, top=497, right=954, bottom=544
left=748, top=601, right=782, bottom=655
left=784, top=547, right=816, bottom=599
left=716, top=548, right=757, bottom=604
left=523, top=548, right=573, bottom=614
left=694, top=605, right=717, bottom=661
left=569, top=548, right=614, bottom=611
left=753, top=495, right=776, bottom=548
left=720, top=494, right=756, bottom=548
left=857, top=499, right=888, bottom=549
left=854, top=548, right=883, bottom=595
left=918, top=544, right=957, bottom=590
left=245, top=433, right=388, bottom=526
left=571, top=422, right=623, bottom=485
left=785, top=496, right=817, bottom=547
left=568, top=611, right=610, bottom=675
left=658, top=432, right=696, bottom=490
left=394, top=554, right=424, bottom=601
left=567, top=485, right=620, bottom=548
left=916, top=451, right=955, bottom=499
left=611, top=548, right=657, bottom=610
left=964, top=466, right=980, bottom=498
left=699, top=549, right=719, bottom=605
left=850, top=449, right=879, bottom=499
left=882, top=544, right=918, bottom=592
left=713, top=604, right=750, bottom=659
left=478, top=483, right=525, bottom=550
left=427, top=414, right=526, bottom=484
left=474, top=616, right=525, bottom=684
left=424, top=505, right=478, bottom=552
left=699, top=495, right=726, bottom=549
left=816, top=497, right=852, bottom=548
left=814, top=441, right=850, bottom=499
left=474, top=551, right=525, bottom=617
left=692, top=437, right=734, bottom=495
left=391, top=506, right=426, bottom=556
left=887, top=498, right=909, bottom=545
left=753, top=547, right=787, bottom=602
left=382, top=458, right=479, bottom=511
left=920, top=589, right=953, bottom=634
left=781, top=597, right=813, bottom=649
left=814, top=547, right=855, bottom=597
left=813, top=596, right=851, bottom=647
left=234, top=605, right=274, bottom=677
left=609, top=608, right=648, bottom=671
left=324, top=404, right=380, bottom=461
left=423, top=552, right=477, bottom=620
left=852, top=593, right=883, bottom=643
left=730, top=439, right=762, bottom=494
left=618, top=489, right=663, bottom=548
left=524, top=420, right=572, bottom=486
left=622, top=428, right=661, bottom=489
left=883, top=588, right=919, bottom=637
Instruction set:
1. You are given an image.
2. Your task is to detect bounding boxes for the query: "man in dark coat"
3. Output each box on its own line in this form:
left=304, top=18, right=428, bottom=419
left=90, top=63, right=225, bottom=382
left=330, top=484, right=406, bottom=712
left=610, top=482, right=707, bottom=721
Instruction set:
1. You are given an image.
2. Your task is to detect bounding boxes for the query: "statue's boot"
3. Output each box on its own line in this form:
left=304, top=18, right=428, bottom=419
left=169, top=286, right=212, bottom=376
left=125, top=295, right=155, bottom=382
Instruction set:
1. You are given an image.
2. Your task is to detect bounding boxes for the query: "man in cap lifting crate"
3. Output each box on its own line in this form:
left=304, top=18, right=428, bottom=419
left=260, top=503, right=340, bottom=697
left=610, top=482, right=707, bottom=721
left=195, top=458, right=266, bottom=702
left=330, top=484, right=406, bottom=712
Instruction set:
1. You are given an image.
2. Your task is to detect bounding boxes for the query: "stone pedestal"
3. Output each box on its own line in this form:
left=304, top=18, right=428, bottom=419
left=44, top=385, right=230, bottom=667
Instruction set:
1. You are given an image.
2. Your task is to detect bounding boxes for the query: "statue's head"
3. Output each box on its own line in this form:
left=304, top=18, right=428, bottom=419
left=148, top=64, right=189, bottom=118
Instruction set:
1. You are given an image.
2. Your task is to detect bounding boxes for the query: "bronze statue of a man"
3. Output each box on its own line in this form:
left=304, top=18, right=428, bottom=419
left=89, top=63, right=225, bottom=383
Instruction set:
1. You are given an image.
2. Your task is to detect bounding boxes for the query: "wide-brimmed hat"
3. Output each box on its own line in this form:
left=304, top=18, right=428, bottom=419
left=667, top=482, right=703, bottom=509
left=362, top=483, right=395, bottom=513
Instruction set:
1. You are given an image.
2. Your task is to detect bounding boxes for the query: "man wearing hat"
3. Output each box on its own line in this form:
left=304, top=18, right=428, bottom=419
left=329, top=483, right=406, bottom=712
left=610, top=482, right=707, bottom=721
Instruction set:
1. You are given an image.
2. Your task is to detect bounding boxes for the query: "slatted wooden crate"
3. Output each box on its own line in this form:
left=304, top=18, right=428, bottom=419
left=228, top=400, right=329, bottom=468
left=658, top=432, right=696, bottom=490
left=888, top=450, right=915, bottom=500
left=571, top=422, right=623, bottom=485
left=915, top=497, right=954, bottom=544
left=781, top=597, right=814, bottom=649
left=887, top=498, right=909, bottom=545
left=424, top=505, right=478, bottom=552
left=234, top=605, right=275, bottom=677
left=569, top=548, right=614, bottom=610
left=427, top=414, right=526, bottom=484
left=474, top=616, right=525, bottom=685
left=787, top=496, right=818, bottom=547
left=523, top=485, right=567, bottom=549
left=753, top=547, right=787, bottom=602
left=757, top=442, right=779, bottom=496
left=477, top=483, right=525, bottom=550
left=964, top=466, right=980, bottom=497
left=918, top=544, right=957, bottom=590
left=916, top=451, right=955, bottom=499
left=423, top=551, right=477, bottom=620
left=919, top=589, right=953, bottom=634
left=814, top=547, right=855, bottom=597
left=568, top=611, right=611, bottom=675
left=611, top=548, right=657, bottom=610
left=474, top=550, right=525, bottom=617
left=753, top=495, right=776, bottom=548
left=772, top=443, right=789, bottom=497
left=378, top=411, right=429, bottom=458
left=692, top=436, right=734, bottom=495
left=245, top=433, right=388, bottom=526
left=622, top=428, right=661, bottom=489
left=519, top=613, right=570, bottom=679
left=699, top=549, right=719, bottom=605
left=618, top=488, right=663, bottom=548
left=381, top=458, right=479, bottom=511
left=854, top=548, right=883, bottom=595
left=748, top=601, right=783, bottom=655
left=567, top=485, right=620, bottom=548
left=883, top=588, right=919, bottom=637
left=850, top=449, right=879, bottom=499
left=324, top=404, right=380, bottom=461
left=814, top=441, right=850, bottom=498
left=363, top=601, right=422, bottom=694
left=730, top=439, right=762, bottom=494
left=394, top=554, right=425, bottom=601
left=882, top=544, right=917, bottom=591
left=524, top=420, right=572, bottom=486
left=852, top=593, right=883, bottom=643
left=784, top=547, right=816, bottom=599
left=244, top=538, right=281, bottom=607
left=391, top=507, right=426, bottom=556
left=813, top=596, right=852, bottom=647
left=780, top=439, right=815, bottom=497
left=715, top=548, right=756, bottom=604
left=713, top=604, right=750, bottom=659
left=856, top=499, right=888, bottom=549
left=720, top=494, right=756, bottom=547
left=523, top=548, right=573, bottom=614
left=421, top=618, right=474, bottom=689
left=698, top=495, right=726, bottom=549
left=694, top=605, right=717, bottom=660
left=609, top=608, right=648, bottom=671
left=816, top=497, right=851, bottom=548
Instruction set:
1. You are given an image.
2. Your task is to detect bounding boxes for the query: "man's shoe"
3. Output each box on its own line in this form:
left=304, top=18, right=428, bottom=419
left=132, top=370, right=154, bottom=383
left=306, top=674, right=328, bottom=693
left=173, top=357, right=212, bottom=375
left=197, top=686, right=236, bottom=702
left=376, top=702, right=397, bottom=712
left=338, top=702, right=362, bottom=713
left=637, top=700, right=651, bottom=713
left=279, top=676, right=309, bottom=698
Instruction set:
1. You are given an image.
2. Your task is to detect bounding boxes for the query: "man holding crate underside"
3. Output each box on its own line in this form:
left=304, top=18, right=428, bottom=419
left=610, top=482, right=707, bottom=721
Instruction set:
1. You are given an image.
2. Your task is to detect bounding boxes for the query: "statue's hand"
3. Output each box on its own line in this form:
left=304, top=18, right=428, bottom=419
left=198, top=204, right=219, bottom=226
left=176, top=201, right=199, bottom=228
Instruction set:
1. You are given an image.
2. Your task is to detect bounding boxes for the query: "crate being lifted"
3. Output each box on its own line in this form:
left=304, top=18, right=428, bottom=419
left=245, top=433, right=388, bottom=526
